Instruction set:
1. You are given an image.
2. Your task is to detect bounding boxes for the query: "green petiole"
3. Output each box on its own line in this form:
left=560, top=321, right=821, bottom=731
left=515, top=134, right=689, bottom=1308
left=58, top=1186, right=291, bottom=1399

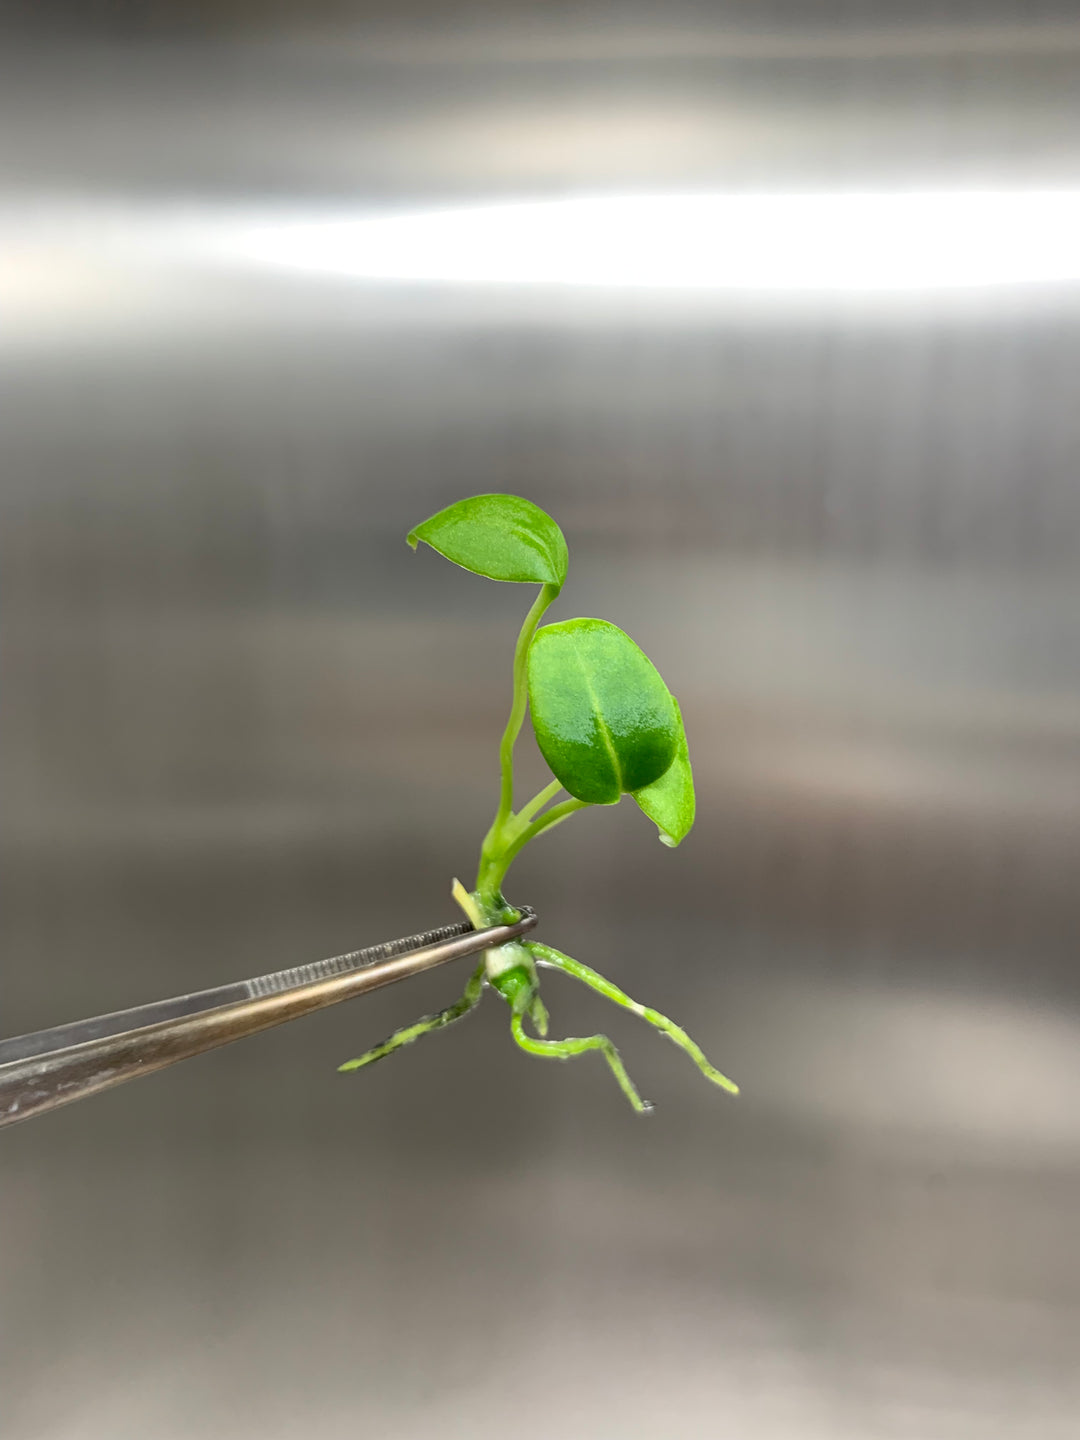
left=513, top=778, right=564, bottom=827
left=494, top=581, right=560, bottom=832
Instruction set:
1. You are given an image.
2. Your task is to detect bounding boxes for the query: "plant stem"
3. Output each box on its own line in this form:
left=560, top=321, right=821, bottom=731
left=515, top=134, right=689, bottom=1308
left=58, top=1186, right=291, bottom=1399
left=477, top=797, right=589, bottom=899
left=494, top=582, right=559, bottom=832
left=475, top=581, right=561, bottom=904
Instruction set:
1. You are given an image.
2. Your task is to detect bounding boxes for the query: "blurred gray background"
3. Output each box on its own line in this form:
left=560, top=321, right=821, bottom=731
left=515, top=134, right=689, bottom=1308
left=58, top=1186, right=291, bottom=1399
left=2, top=4, right=1080, bottom=1437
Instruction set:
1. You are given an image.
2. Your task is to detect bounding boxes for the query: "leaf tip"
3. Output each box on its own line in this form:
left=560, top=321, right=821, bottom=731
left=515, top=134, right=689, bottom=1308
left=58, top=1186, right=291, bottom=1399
left=406, top=528, right=420, bottom=552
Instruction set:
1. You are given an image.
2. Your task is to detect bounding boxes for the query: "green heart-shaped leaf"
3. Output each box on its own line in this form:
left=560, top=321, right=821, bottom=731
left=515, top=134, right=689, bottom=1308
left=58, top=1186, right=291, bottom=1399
left=408, top=494, right=568, bottom=591
left=527, top=618, right=678, bottom=805
left=633, top=698, right=695, bottom=846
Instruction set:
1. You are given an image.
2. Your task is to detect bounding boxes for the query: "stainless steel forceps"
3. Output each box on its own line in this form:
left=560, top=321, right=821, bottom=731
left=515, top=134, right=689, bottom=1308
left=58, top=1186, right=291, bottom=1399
left=0, top=906, right=537, bottom=1131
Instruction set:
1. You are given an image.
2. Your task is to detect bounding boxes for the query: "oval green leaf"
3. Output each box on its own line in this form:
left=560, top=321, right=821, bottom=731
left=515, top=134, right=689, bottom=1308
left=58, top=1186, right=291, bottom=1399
left=527, top=618, right=678, bottom=805
left=633, top=698, right=695, bottom=846
left=407, top=494, right=568, bottom=591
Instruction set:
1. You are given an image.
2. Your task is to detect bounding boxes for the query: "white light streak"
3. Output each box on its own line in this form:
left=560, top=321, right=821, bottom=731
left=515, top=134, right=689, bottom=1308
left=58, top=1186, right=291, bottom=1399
left=226, top=191, right=1080, bottom=291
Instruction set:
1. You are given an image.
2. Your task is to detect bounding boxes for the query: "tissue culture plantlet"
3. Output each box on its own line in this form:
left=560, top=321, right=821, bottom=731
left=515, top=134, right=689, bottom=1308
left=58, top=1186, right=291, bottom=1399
left=340, top=494, right=737, bottom=1111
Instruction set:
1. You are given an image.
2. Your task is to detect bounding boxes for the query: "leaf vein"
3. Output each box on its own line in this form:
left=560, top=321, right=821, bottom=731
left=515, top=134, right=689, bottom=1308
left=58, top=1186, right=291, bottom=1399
left=571, top=640, right=622, bottom=795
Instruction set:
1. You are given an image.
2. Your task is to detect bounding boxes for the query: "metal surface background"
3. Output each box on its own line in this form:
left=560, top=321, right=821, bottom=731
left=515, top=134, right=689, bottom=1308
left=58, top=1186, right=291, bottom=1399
left=2, top=5, right=1079, bottom=1437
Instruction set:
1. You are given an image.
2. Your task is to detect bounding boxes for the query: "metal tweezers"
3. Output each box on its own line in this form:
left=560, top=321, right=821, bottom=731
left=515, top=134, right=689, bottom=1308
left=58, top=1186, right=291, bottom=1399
left=0, top=906, right=536, bottom=1131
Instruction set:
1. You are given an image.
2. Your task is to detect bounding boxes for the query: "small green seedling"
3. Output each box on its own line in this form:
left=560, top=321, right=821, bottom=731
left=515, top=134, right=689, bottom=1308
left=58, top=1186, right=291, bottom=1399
left=340, top=494, right=737, bottom=1111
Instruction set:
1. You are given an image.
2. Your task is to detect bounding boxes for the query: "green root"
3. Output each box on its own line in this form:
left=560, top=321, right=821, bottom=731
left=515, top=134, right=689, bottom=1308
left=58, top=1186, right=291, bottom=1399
left=510, top=1011, right=651, bottom=1114
left=337, top=905, right=736, bottom=1112
left=528, top=941, right=739, bottom=1096
left=338, top=960, right=486, bottom=1072
left=528, top=991, right=550, bottom=1037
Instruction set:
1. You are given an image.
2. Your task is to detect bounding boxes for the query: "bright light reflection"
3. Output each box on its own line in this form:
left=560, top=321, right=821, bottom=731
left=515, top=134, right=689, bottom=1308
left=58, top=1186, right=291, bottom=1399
left=228, top=191, right=1080, bottom=291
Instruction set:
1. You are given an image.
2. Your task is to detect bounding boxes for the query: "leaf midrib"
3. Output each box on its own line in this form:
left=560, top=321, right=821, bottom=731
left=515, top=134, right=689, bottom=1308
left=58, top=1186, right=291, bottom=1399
left=570, top=639, right=621, bottom=794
